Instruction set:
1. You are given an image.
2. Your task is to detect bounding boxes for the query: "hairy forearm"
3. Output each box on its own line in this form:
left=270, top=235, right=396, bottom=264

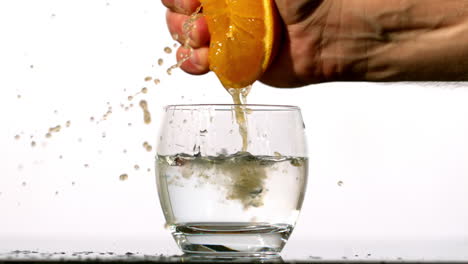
left=322, top=0, right=468, bottom=81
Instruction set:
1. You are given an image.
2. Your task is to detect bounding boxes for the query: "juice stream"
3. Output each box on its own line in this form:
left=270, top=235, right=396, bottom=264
left=228, top=86, right=252, bottom=152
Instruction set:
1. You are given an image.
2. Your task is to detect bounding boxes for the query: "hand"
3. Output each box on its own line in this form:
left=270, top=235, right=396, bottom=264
left=163, top=0, right=468, bottom=87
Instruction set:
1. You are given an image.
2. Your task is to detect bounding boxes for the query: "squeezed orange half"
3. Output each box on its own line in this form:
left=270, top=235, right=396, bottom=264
left=200, top=0, right=279, bottom=89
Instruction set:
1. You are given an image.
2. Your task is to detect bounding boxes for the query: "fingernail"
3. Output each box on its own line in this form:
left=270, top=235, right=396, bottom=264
left=188, top=27, right=196, bottom=45
left=189, top=51, right=200, bottom=66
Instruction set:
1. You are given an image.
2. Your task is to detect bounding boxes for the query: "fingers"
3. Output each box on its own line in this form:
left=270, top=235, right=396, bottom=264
left=162, top=0, right=201, bottom=15
left=166, top=10, right=210, bottom=48
left=162, top=0, right=210, bottom=76
left=176, top=46, right=209, bottom=75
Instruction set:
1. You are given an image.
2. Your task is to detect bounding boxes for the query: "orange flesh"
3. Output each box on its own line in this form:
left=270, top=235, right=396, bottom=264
left=201, top=0, right=267, bottom=89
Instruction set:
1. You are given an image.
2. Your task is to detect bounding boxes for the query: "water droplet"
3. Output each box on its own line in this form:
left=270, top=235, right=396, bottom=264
left=31, top=141, right=36, bottom=147
left=158, top=58, right=163, bottom=66
left=154, top=79, right=160, bottom=85
left=134, top=165, right=140, bottom=170
left=141, top=87, right=148, bottom=94
left=49, top=125, right=61, bottom=133
left=119, top=174, right=128, bottom=181
left=337, top=181, right=343, bottom=187
left=128, top=96, right=133, bottom=101
left=144, top=76, right=152, bottom=82
left=139, top=100, right=151, bottom=124
left=14, top=135, right=20, bottom=140
left=143, top=141, right=153, bottom=152
left=164, top=47, right=172, bottom=54
left=65, top=120, right=71, bottom=127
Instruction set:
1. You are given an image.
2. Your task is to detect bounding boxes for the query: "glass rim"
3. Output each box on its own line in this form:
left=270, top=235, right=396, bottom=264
left=164, top=104, right=301, bottom=111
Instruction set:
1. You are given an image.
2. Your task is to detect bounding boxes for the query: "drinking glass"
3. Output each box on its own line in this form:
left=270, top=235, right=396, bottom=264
left=156, top=104, right=308, bottom=257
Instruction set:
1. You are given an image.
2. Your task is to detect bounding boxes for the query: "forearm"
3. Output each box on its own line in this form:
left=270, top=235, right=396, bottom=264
left=323, top=0, right=468, bottom=81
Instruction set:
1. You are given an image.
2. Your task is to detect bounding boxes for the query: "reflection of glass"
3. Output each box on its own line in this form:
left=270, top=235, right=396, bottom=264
left=156, top=104, right=308, bottom=257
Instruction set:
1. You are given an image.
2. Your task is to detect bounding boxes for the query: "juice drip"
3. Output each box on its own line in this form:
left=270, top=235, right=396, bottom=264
left=228, top=86, right=251, bottom=152
left=166, top=6, right=202, bottom=75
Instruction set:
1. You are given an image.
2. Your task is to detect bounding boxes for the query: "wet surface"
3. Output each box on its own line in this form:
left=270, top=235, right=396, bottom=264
left=0, top=251, right=465, bottom=263
left=0, top=251, right=285, bottom=263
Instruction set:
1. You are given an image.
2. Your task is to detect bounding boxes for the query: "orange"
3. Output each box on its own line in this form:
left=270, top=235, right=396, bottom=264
left=200, top=0, right=279, bottom=89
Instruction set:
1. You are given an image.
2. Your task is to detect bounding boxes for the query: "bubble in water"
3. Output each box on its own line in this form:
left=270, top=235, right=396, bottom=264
left=154, top=79, right=160, bottom=85
left=31, top=141, right=36, bottom=147
left=128, top=96, right=133, bottom=101
left=172, top=33, right=179, bottom=41
left=141, top=87, right=148, bottom=94
left=144, top=76, right=152, bottom=82
left=164, top=47, right=172, bottom=54
left=17, top=94, right=21, bottom=99
left=157, top=58, right=164, bottom=66
left=134, top=165, right=140, bottom=170
left=337, top=181, right=344, bottom=187
left=90, top=116, right=95, bottom=122
left=65, top=120, right=71, bottom=127
left=45, top=133, right=52, bottom=138
left=22, top=182, right=27, bottom=187
left=119, top=174, right=128, bottom=181
left=14, top=135, right=20, bottom=140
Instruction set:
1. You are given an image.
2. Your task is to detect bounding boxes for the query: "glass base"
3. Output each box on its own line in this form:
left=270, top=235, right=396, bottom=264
left=171, top=222, right=292, bottom=256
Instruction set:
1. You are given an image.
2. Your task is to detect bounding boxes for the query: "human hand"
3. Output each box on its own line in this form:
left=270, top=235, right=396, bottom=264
left=163, top=0, right=468, bottom=87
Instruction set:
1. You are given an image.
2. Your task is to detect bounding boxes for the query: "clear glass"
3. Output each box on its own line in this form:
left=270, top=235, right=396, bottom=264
left=156, top=104, right=308, bottom=257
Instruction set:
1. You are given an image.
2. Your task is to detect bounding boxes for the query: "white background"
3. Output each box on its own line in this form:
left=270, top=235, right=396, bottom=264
left=1, top=0, right=468, bottom=261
